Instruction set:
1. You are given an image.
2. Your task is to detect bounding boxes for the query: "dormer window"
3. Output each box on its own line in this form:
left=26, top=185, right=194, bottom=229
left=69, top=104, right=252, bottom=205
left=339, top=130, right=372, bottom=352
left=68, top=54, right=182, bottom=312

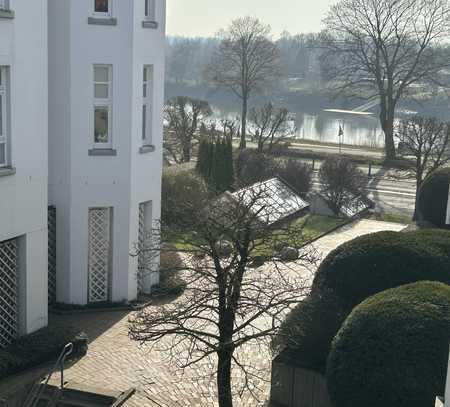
left=94, top=0, right=110, bottom=16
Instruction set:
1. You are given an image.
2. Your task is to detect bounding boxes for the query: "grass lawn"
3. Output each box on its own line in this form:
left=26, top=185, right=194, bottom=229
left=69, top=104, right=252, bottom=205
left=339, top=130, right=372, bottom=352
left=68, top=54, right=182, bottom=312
left=166, top=214, right=348, bottom=256
left=294, top=214, right=348, bottom=242
left=365, top=212, right=413, bottom=225
left=254, top=215, right=347, bottom=257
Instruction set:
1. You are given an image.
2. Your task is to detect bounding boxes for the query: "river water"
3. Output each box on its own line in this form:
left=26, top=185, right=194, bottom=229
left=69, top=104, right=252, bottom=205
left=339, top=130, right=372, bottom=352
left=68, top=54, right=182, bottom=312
left=212, top=107, right=385, bottom=148
left=294, top=112, right=384, bottom=148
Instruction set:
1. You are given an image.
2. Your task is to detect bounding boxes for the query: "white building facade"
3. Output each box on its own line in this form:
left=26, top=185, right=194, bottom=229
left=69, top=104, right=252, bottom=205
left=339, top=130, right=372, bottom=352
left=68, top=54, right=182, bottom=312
left=0, top=0, right=164, bottom=346
left=0, top=0, right=49, bottom=346
left=48, top=0, right=165, bottom=305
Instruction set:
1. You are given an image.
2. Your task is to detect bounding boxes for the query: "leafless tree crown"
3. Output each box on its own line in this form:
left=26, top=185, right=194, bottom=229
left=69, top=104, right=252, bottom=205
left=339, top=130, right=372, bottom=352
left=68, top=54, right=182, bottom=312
left=321, top=0, right=450, bottom=158
left=164, top=96, right=212, bottom=163
left=129, top=183, right=317, bottom=406
left=207, top=17, right=280, bottom=99
left=249, top=103, right=292, bottom=152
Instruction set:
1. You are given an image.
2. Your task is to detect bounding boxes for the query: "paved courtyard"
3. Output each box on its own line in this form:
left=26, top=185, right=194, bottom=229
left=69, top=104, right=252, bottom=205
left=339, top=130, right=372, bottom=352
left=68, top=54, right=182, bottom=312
left=46, top=220, right=406, bottom=406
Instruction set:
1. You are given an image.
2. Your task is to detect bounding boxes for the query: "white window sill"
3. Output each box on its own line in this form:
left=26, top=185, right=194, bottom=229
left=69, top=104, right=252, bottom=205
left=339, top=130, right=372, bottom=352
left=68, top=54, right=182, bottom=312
left=139, top=145, right=156, bottom=154
left=142, top=20, right=158, bottom=29
left=0, top=9, right=14, bottom=19
left=88, top=148, right=117, bottom=156
left=0, top=167, right=16, bottom=177
left=88, top=16, right=117, bottom=26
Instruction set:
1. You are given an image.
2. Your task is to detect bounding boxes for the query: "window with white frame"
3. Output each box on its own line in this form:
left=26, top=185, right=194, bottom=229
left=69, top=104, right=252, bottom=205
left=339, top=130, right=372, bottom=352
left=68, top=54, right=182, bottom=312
left=93, top=65, right=112, bottom=149
left=0, top=67, right=9, bottom=168
left=144, top=0, right=156, bottom=21
left=142, top=65, right=153, bottom=145
left=0, top=0, right=10, bottom=11
left=94, top=0, right=111, bottom=16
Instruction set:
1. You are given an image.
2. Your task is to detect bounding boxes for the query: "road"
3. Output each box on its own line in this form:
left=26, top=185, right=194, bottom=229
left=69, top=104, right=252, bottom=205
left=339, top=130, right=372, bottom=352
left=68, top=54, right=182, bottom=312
left=312, top=173, right=416, bottom=216
left=287, top=140, right=384, bottom=159
left=240, top=139, right=384, bottom=159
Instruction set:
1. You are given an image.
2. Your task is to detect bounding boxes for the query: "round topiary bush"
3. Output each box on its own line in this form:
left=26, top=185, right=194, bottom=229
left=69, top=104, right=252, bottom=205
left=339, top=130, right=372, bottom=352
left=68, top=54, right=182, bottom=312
left=418, top=167, right=450, bottom=228
left=327, top=281, right=450, bottom=407
left=312, top=230, right=450, bottom=310
left=272, top=291, right=345, bottom=373
left=276, top=229, right=450, bottom=373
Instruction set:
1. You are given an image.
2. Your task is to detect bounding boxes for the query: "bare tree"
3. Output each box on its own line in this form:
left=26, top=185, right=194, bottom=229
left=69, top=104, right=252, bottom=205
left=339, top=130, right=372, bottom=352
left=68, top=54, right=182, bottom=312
left=321, top=0, right=450, bottom=160
left=249, top=103, right=292, bottom=152
left=206, top=17, right=280, bottom=149
left=220, top=118, right=239, bottom=140
left=164, top=96, right=212, bottom=163
left=397, top=115, right=450, bottom=219
left=319, top=156, right=368, bottom=216
left=129, top=184, right=316, bottom=407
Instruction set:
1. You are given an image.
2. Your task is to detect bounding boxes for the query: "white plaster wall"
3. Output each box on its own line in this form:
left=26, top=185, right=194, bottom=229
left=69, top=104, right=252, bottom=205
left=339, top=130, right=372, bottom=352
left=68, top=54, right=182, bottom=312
left=48, top=0, right=72, bottom=303
left=49, top=0, right=165, bottom=304
left=128, top=0, right=166, bottom=296
left=0, top=0, right=48, bottom=333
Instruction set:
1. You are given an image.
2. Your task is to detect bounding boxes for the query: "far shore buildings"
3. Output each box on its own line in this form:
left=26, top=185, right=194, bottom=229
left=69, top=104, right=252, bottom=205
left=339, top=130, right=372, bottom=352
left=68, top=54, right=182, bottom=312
left=0, top=0, right=165, bottom=346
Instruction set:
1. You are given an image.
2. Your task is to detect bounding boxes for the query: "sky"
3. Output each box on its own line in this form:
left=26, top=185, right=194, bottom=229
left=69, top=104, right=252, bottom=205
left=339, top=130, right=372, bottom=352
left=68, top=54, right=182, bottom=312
left=166, top=0, right=336, bottom=38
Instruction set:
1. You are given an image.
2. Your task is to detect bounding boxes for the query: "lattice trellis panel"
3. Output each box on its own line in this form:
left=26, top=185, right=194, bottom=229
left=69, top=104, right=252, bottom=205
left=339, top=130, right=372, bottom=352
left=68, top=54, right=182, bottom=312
left=137, top=203, right=146, bottom=294
left=48, top=206, right=57, bottom=305
left=88, top=208, right=111, bottom=303
left=0, top=239, right=18, bottom=348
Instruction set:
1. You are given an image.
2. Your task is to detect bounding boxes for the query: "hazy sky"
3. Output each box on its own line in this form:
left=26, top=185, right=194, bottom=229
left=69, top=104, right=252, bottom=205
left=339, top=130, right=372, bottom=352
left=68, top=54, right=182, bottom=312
left=167, top=0, right=336, bottom=38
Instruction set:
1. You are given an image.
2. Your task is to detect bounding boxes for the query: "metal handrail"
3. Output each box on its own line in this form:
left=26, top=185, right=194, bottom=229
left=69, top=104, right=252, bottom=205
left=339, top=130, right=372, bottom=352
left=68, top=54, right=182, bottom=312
left=22, top=342, right=74, bottom=407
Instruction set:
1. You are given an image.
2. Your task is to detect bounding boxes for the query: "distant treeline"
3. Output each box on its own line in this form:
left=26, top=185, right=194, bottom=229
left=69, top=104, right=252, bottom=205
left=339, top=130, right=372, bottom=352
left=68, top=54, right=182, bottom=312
left=166, top=32, right=323, bottom=88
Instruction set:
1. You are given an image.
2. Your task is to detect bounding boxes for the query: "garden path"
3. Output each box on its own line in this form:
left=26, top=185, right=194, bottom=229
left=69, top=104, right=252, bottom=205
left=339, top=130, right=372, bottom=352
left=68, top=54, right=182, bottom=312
left=45, top=220, right=405, bottom=407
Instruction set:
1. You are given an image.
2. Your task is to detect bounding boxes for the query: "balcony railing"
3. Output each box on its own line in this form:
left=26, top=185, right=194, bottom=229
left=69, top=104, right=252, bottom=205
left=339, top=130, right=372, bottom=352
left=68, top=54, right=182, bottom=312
left=0, top=0, right=8, bottom=11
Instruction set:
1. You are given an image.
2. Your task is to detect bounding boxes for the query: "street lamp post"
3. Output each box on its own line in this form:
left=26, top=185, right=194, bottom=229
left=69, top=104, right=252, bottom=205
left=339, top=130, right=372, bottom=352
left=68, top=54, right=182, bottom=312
left=338, top=122, right=344, bottom=155
left=323, top=108, right=375, bottom=154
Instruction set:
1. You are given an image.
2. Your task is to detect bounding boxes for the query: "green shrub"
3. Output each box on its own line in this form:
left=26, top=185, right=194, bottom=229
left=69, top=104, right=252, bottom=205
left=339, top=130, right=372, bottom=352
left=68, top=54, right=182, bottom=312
left=312, top=230, right=450, bottom=309
left=327, top=282, right=450, bottom=407
left=272, top=290, right=345, bottom=373
left=197, top=136, right=234, bottom=192
left=0, top=326, right=87, bottom=379
left=234, top=149, right=279, bottom=185
left=277, top=229, right=450, bottom=373
left=152, top=245, right=187, bottom=296
left=161, top=169, right=211, bottom=228
left=277, top=159, right=313, bottom=196
left=418, top=167, right=450, bottom=228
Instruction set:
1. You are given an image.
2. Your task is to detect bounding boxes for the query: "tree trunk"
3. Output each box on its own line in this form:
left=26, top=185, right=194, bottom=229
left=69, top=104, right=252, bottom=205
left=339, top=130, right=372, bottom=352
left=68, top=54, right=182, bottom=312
left=380, top=104, right=396, bottom=160
left=413, top=177, right=423, bottom=222
left=182, top=143, right=191, bottom=162
left=217, top=350, right=233, bottom=407
left=240, top=97, right=247, bottom=149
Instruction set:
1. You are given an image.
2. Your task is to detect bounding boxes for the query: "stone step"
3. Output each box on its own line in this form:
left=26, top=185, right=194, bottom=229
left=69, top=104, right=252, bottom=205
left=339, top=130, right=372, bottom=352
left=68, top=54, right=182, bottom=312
left=33, top=381, right=134, bottom=407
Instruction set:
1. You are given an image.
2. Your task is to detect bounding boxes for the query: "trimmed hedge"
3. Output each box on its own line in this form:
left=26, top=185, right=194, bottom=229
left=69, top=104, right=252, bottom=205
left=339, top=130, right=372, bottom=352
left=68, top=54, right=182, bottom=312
left=0, top=326, right=87, bottom=379
left=276, top=229, right=450, bottom=373
left=418, top=167, right=450, bottom=229
left=327, top=282, right=450, bottom=407
left=312, top=230, right=450, bottom=309
left=272, top=290, right=344, bottom=373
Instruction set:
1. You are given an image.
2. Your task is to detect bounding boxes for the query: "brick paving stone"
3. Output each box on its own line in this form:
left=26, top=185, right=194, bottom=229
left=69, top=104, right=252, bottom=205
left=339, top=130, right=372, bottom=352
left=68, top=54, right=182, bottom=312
left=47, top=219, right=405, bottom=407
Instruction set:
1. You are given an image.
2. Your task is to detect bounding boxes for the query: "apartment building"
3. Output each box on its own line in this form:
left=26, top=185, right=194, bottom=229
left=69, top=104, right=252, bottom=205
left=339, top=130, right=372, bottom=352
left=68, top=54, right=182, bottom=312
left=0, top=0, right=165, bottom=346
left=0, top=0, right=49, bottom=346
left=48, top=0, right=165, bottom=304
